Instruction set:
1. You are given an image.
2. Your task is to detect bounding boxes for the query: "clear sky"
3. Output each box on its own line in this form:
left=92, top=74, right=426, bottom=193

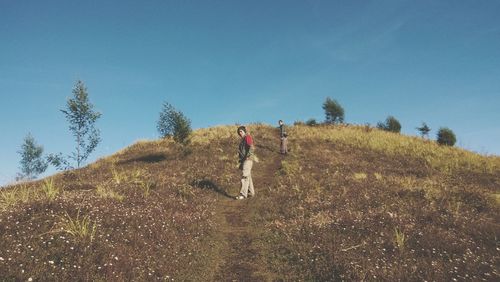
left=1, top=0, right=499, bottom=185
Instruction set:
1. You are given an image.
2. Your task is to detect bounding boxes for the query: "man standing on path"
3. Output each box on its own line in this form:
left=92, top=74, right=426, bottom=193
left=278, top=120, right=288, bottom=155
left=236, top=126, right=255, bottom=200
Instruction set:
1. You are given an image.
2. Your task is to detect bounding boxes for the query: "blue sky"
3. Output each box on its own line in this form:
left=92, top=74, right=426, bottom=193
left=1, top=0, right=499, bottom=185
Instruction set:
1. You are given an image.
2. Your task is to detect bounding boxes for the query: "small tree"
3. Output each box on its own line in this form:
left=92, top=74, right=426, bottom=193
left=377, top=116, right=401, bottom=133
left=18, top=133, right=48, bottom=180
left=157, top=102, right=192, bottom=144
left=322, top=97, right=344, bottom=124
left=437, top=127, right=456, bottom=146
left=416, top=122, right=431, bottom=139
left=49, top=80, right=101, bottom=169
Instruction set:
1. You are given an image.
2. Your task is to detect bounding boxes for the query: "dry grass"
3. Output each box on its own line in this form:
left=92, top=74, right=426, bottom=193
left=394, top=227, right=406, bottom=252
left=41, top=178, right=60, bottom=202
left=353, top=172, right=367, bottom=180
left=59, top=210, right=97, bottom=242
left=291, top=124, right=500, bottom=174
left=256, top=124, right=499, bottom=281
left=1, top=124, right=498, bottom=281
left=0, top=184, right=32, bottom=211
left=96, top=184, right=124, bottom=201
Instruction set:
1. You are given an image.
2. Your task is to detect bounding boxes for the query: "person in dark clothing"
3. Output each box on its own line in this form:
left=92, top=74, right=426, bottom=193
left=278, top=120, right=288, bottom=155
left=236, top=126, right=255, bottom=200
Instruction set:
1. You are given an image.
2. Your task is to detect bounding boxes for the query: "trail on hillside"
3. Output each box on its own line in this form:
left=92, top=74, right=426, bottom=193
left=213, top=144, right=282, bottom=281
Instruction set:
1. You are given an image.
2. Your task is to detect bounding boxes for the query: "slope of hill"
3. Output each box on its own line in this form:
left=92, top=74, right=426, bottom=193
left=1, top=124, right=499, bottom=281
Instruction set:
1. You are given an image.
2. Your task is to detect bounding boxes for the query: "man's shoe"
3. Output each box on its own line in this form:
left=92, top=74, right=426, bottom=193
left=235, top=195, right=245, bottom=200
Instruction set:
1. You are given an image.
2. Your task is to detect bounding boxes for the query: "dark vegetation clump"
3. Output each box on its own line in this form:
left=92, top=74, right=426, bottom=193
left=17, top=133, right=48, bottom=180
left=377, top=115, right=402, bottom=133
left=157, top=102, right=192, bottom=145
left=323, top=97, right=345, bottom=124
left=416, top=122, right=431, bottom=138
left=437, top=127, right=457, bottom=146
left=305, top=118, right=318, bottom=126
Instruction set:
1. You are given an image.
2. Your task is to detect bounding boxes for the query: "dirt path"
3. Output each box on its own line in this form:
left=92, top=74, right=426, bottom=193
left=213, top=146, right=282, bottom=281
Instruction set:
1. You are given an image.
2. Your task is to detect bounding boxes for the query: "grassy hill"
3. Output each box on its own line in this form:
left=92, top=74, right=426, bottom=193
left=1, top=124, right=499, bottom=281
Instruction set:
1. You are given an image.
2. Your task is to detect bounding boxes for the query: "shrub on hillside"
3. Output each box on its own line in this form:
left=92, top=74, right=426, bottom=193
left=157, top=102, right=192, bottom=144
left=48, top=80, right=102, bottom=170
left=377, top=115, right=402, bottom=133
left=322, top=97, right=344, bottom=124
left=416, top=122, right=431, bottom=138
left=306, top=118, right=318, bottom=126
left=437, top=127, right=456, bottom=146
left=17, top=133, right=48, bottom=180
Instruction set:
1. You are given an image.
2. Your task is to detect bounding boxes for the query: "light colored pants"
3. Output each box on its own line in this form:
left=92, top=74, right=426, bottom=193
left=280, top=137, right=288, bottom=154
left=239, top=160, right=254, bottom=197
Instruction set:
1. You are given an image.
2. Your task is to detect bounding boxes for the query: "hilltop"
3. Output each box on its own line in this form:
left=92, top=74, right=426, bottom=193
left=1, top=124, right=499, bottom=281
